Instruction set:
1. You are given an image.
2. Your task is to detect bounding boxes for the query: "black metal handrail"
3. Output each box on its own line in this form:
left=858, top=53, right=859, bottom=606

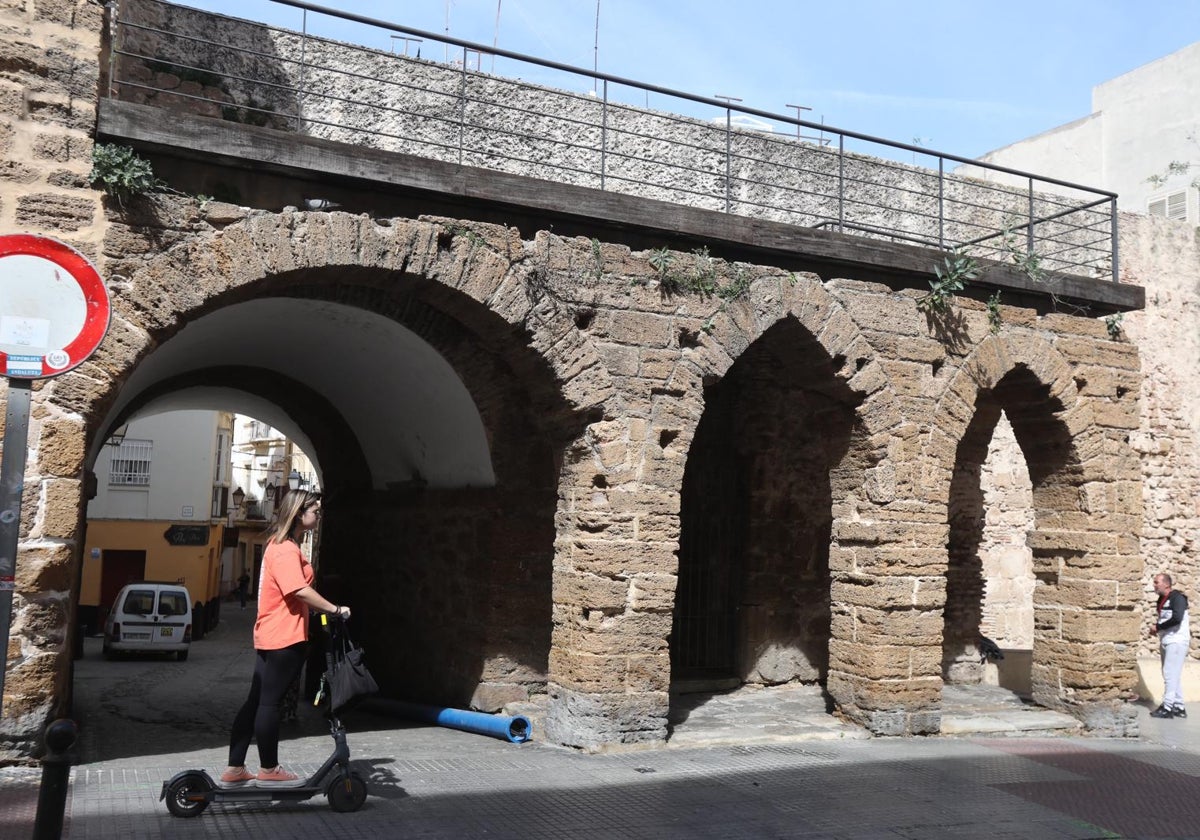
left=106, top=0, right=1119, bottom=283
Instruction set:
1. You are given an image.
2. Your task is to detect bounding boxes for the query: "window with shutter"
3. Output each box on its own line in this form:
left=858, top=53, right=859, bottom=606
left=1167, top=190, right=1188, bottom=220
left=1148, top=190, right=1189, bottom=221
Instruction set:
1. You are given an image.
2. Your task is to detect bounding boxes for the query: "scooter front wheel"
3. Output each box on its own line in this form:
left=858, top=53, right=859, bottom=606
left=326, top=771, right=368, bottom=812
left=164, top=771, right=213, bottom=818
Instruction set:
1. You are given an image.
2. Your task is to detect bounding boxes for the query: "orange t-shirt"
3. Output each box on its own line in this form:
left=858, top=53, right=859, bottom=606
left=253, top=539, right=313, bottom=650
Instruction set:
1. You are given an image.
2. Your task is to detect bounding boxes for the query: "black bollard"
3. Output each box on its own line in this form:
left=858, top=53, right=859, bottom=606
left=32, top=718, right=77, bottom=840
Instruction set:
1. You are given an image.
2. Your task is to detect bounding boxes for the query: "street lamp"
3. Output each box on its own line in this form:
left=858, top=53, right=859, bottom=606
left=288, top=470, right=302, bottom=491
left=230, top=487, right=245, bottom=512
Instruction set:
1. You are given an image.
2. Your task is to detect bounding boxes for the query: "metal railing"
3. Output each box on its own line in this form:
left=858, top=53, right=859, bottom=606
left=106, top=0, right=1119, bottom=283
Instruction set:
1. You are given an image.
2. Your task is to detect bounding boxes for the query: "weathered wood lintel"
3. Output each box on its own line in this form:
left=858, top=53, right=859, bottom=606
left=97, top=99, right=1144, bottom=316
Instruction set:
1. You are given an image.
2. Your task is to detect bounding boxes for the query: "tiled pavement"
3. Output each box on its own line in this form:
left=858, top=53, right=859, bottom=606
left=4, top=605, right=1199, bottom=839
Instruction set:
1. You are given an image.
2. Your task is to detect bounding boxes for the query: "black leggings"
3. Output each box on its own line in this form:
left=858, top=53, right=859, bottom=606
left=228, top=642, right=307, bottom=768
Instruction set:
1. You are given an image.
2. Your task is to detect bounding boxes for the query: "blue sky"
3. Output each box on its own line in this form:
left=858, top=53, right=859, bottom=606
left=179, top=0, right=1200, bottom=160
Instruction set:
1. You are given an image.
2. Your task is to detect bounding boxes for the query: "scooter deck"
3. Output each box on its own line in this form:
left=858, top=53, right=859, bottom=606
left=215, top=780, right=310, bottom=788
left=210, top=781, right=324, bottom=801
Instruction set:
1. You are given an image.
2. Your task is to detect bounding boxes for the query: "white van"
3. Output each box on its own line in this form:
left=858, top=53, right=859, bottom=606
left=102, top=581, right=193, bottom=661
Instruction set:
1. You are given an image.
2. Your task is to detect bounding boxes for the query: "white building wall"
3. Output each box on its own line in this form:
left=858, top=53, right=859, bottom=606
left=89, top=410, right=224, bottom=521
left=230, top=414, right=320, bottom=521
left=971, top=115, right=1103, bottom=193
left=977, top=40, right=1200, bottom=218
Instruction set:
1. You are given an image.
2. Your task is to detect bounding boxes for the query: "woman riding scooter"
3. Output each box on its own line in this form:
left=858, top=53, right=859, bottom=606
left=221, top=490, right=350, bottom=785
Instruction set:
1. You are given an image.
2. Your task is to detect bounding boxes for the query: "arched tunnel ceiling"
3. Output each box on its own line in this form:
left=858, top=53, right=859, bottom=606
left=95, top=298, right=495, bottom=489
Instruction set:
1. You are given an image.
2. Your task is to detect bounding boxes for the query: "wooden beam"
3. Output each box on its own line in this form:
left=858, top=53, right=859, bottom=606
left=97, top=99, right=1143, bottom=315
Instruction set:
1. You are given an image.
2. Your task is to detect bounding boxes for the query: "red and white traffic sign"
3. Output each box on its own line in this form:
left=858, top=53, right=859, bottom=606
left=0, top=234, right=110, bottom=379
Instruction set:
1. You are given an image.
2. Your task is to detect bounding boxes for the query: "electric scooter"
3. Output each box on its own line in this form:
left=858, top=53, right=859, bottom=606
left=160, top=713, right=368, bottom=817
left=160, top=615, right=369, bottom=817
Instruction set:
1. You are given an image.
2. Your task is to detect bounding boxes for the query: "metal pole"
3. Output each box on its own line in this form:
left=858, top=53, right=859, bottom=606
left=938, top=157, right=945, bottom=249
left=32, top=719, right=78, bottom=840
left=715, top=95, right=741, bottom=214
left=599, top=79, right=608, bottom=190
left=1027, top=177, right=1035, bottom=255
left=593, top=0, right=600, bottom=94
left=725, top=108, right=731, bottom=213
left=0, top=378, right=32, bottom=713
left=106, top=1, right=119, bottom=99
left=785, top=103, right=812, bottom=140
left=1110, top=196, right=1120, bottom=283
left=296, top=9, right=308, bottom=132
left=458, top=45, right=468, bottom=165
left=492, top=0, right=501, bottom=73
left=838, top=134, right=845, bottom=232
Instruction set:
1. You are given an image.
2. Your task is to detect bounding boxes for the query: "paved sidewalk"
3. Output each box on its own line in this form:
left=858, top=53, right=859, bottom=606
left=3, top=604, right=1199, bottom=839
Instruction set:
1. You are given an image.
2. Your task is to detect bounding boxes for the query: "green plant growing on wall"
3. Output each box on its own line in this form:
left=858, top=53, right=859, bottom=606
left=688, top=246, right=719, bottom=297
left=986, top=290, right=1003, bottom=334
left=643, top=245, right=761, bottom=334
left=1104, top=312, right=1124, bottom=340
left=701, top=265, right=754, bottom=334
left=90, top=143, right=165, bottom=207
left=918, top=250, right=979, bottom=313
left=648, top=246, right=676, bottom=289
left=590, top=237, right=604, bottom=281
left=999, top=218, right=1048, bottom=285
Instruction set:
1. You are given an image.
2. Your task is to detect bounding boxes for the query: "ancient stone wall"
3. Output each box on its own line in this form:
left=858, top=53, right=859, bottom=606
left=1116, top=213, right=1200, bottom=656
left=1, top=0, right=1195, bottom=762
left=976, top=213, right=1200, bottom=664
left=0, top=0, right=108, bottom=759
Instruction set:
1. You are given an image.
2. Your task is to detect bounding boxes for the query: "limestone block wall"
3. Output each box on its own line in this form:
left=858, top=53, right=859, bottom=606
left=0, top=0, right=1194, bottom=761
left=0, top=0, right=108, bottom=760
left=1120, top=213, right=1200, bottom=657
left=976, top=213, right=1200, bottom=665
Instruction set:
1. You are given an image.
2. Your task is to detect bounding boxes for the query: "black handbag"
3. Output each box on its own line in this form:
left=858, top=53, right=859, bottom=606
left=325, top=620, right=379, bottom=712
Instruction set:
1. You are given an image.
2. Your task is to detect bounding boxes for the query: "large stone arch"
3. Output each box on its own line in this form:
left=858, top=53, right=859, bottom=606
left=923, top=331, right=1140, bottom=733
left=30, top=205, right=626, bottom=751
left=543, top=264, right=923, bottom=748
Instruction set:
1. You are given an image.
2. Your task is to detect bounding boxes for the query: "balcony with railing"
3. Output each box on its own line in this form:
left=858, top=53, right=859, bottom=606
left=98, top=0, right=1140, bottom=313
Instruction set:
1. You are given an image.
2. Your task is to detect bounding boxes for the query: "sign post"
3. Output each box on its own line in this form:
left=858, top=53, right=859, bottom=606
left=0, top=234, right=109, bottom=714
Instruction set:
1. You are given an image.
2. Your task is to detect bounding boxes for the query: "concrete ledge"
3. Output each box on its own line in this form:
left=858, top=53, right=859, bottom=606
left=985, top=652, right=1198, bottom=706
left=1136, top=656, right=1200, bottom=705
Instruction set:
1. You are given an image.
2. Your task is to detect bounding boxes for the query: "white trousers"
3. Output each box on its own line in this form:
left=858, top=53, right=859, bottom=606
left=1161, top=643, right=1187, bottom=709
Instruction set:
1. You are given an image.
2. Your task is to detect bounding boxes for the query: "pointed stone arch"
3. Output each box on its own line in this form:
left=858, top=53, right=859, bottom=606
left=924, top=331, right=1140, bottom=731
left=669, top=273, right=923, bottom=733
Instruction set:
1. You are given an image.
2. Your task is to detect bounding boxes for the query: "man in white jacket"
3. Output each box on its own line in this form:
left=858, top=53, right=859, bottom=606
left=1150, top=573, right=1190, bottom=719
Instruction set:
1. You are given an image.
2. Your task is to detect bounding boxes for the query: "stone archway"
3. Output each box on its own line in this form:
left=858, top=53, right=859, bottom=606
left=927, top=332, right=1141, bottom=733
left=670, top=315, right=861, bottom=692
left=18, top=204, right=622, bottom=754
left=539, top=264, right=920, bottom=749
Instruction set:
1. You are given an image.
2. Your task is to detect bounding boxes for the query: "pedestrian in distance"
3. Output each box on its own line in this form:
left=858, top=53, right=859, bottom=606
left=221, top=490, right=350, bottom=785
left=1149, top=572, right=1189, bottom=719
left=237, top=571, right=251, bottom=609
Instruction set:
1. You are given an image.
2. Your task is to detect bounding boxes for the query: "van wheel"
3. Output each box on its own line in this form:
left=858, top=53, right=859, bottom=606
left=102, top=644, right=115, bottom=660
left=177, top=649, right=189, bottom=662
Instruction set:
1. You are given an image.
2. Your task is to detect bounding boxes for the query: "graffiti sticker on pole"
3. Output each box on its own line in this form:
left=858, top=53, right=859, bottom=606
left=0, top=234, right=110, bottom=379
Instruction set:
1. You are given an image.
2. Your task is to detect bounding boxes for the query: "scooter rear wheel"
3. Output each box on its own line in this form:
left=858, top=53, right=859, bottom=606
left=326, top=771, right=368, bottom=812
left=165, top=772, right=212, bottom=818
